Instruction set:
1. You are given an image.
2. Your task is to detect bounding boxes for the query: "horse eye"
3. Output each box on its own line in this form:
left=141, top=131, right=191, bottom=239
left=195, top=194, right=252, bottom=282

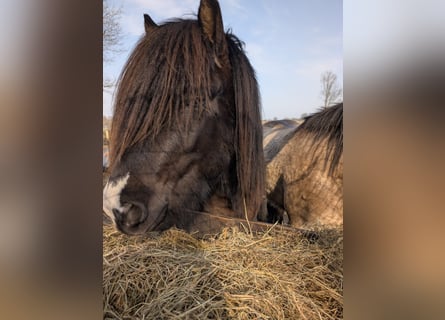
left=210, top=85, right=224, bottom=99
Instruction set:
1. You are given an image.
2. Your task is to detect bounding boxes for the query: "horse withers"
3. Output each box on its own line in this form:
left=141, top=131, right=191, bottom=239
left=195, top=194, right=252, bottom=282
left=103, top=0, right=264, bottom=235
left=260, top=104, right=343, bottom=228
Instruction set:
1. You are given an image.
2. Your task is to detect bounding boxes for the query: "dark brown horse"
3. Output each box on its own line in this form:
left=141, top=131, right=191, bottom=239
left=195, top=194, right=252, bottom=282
left=103, top=0, right=264, bottom=235
left=260, top=103, right=343, bottom=228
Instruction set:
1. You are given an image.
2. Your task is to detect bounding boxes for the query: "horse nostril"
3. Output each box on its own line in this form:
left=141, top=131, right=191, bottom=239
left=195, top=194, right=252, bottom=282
left=112, top=208, right=123, bottom=221
left=112, top=202, right=147, bottom=229
left=126, top=205, right=143, bottom=224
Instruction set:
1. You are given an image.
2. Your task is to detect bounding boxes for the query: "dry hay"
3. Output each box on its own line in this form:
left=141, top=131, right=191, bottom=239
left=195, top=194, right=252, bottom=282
left=103, top=223, right=343, bottom=320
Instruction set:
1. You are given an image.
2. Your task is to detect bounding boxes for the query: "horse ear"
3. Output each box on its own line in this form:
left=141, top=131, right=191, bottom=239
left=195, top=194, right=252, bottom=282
left=144, top=13, right=158, bottom=33
left=198, top=0, right=227, bottom=59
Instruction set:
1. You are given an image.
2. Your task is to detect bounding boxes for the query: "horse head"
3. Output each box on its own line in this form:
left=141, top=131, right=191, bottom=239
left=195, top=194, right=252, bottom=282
left=103, top=0, right=264, bottom=235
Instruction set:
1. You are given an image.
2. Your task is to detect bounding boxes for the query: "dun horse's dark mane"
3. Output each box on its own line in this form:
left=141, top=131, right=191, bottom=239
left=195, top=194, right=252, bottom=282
left=109, top=18, right=264, bottom=216
left=297, top=103, right=343, bottom=175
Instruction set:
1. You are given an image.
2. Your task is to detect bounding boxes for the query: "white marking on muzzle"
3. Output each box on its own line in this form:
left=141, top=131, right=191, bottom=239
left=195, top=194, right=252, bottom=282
left=103, top=172, right=130, bottom=223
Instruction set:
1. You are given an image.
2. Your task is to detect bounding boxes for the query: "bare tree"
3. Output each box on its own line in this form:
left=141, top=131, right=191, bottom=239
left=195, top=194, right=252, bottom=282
left=103, top=0, right=123, bottom=63
left=103, top=0, right=123, bottom=89
left=320, top=71, right=343, bottom=108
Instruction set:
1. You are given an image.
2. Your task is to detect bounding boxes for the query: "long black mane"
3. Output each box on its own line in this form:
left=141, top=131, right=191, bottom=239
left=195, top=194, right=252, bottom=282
left=109, top=18, right=264, bottom=215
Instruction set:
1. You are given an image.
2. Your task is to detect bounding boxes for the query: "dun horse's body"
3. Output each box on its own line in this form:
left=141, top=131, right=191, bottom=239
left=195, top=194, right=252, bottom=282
left=103, top=0, right=264, bottom=235
left=260, top=104, right=343, bottom=228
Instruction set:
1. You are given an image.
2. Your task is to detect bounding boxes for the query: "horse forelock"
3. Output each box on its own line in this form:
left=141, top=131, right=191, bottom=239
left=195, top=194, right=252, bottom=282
left=109, top=19, right=217, bottom=170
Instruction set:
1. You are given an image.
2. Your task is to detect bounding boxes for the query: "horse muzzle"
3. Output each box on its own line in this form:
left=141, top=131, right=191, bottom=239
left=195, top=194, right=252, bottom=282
left=113, top=201, right=148, bottom=231
left=113, top=200, right=169, bottom=235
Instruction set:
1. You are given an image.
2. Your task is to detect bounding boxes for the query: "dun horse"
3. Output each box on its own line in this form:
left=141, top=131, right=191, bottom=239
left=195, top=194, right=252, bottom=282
left=103, top=0, right=264, bottom=235
left=260, top=103, right=343, bottom=228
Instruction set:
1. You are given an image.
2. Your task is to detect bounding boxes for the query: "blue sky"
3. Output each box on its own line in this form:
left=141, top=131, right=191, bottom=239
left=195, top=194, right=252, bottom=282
left=103, top=0, right=343, bottom=119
